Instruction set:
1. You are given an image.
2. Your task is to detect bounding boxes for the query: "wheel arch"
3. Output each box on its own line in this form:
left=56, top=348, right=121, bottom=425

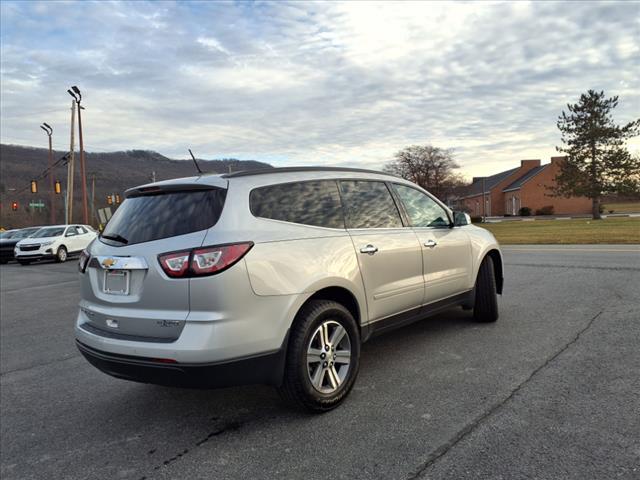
left=303, top=286, right=362, bottom=328
left=485, top=249, right=503, bottom=294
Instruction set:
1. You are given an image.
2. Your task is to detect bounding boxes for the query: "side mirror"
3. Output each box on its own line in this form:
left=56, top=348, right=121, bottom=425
left=453, top=212, right=471, bottom=226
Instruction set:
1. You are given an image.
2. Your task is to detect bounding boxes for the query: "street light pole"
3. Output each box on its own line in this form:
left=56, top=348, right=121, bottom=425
left=67, top=100, right=76, bottom=224
left=40, top=123, right=55, bottom=224
left=68, top=86, right=88, bottom=224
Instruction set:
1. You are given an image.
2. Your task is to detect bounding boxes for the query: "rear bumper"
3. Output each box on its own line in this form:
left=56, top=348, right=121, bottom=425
left=76, top=339, right=287, bottom=388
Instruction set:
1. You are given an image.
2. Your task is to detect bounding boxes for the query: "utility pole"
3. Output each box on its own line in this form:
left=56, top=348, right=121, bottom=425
left=67, top=100, right=76, bottom=224
left=151, top=171, right=156, bottom=183
left=91, top=174, right=96, bottom=227
left=482, top=177, right=486, bottom=222
left=40, top=123, right=55, bottom=224
left=68, top=86, right=88, bottom=224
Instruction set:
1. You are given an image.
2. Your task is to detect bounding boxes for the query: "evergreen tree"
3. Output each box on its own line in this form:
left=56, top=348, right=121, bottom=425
left=555, top=90, right=640, bottom=219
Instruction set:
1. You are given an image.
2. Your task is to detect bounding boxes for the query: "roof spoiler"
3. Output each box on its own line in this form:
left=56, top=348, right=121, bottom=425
left=125, top=183, right=221, bottom=198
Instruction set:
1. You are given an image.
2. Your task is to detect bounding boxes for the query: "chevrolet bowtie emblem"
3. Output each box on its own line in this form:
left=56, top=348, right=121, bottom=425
left=102, top=258, right=116, bottom=268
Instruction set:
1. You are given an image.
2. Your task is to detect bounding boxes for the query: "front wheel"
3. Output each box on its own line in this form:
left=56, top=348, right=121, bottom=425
left=473, top=256, right=499, bottom=323
left=56, top=246, right=68, bottom=263
left=278, top=300, right=360, bottom=412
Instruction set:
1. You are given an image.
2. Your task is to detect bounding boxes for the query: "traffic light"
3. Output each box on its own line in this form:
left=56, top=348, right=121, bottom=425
left=54, top=180, right=61, bottom=194
left=115, top=194, right=121, bottom=204
left=107, top=195, right=113, bottom=205
left=31, top=180, right=38, bottom=193
left=11, top=201, right=18, bottom=211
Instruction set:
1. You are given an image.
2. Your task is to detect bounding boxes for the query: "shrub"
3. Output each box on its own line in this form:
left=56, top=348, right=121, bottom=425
left=519, top=207, right=532, bottom=216
left=470, top=216, right=483, bottom=224
left=609, top=210, right=614, bottom=214
left=535, top=205, right=554, bottom=215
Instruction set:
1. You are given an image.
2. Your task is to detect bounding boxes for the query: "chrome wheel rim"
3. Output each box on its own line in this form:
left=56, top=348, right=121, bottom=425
left=307, top=320, right=351, bottom=394
left=59, top=248, right=66, bottom=261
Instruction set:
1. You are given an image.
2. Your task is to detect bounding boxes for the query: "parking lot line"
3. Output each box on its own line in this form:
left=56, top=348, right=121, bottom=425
left=502, top=247, right=640, bottom=253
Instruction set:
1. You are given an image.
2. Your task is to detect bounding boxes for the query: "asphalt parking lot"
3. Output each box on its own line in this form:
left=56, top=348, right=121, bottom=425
left=1, top=245, right=639, bottom=480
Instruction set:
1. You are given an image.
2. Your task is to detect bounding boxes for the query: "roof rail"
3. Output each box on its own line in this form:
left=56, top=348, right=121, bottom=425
left=221, top=166, right=399, bottom=179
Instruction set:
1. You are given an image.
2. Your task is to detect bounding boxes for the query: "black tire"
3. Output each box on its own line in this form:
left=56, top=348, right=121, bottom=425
left=473, top=256, right=499, bottom=323
left=278, top=300, right=360, bottom=412
left=18, top=260, right=31, bottom=266
left=56, top=246, right=68, bottom=263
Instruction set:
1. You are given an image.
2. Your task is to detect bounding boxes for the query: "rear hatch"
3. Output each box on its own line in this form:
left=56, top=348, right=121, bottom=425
left=79, top=179, right=227, bottom=342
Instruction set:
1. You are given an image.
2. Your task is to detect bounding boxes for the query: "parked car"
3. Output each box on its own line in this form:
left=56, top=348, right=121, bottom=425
left=0, top=227, right=42, bottom=264
left=15, top=224, right=97, bottom=265
left=75, top=167, right=503, bottom=411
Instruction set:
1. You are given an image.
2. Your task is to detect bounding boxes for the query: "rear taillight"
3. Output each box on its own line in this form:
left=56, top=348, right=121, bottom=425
left=158, top=251, right=190, bottom=278
left=158, top=242, right=253, bottom=278
left=78, top=249, right=90, bottom=273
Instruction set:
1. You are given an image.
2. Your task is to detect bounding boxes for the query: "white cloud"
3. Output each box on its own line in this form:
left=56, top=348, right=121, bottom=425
left=0, top=0, right=638, bottom=179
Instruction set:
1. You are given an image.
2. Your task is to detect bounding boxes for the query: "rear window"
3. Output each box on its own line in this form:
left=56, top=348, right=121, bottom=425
left=250, top=180, right=345, bottom=229
left=101, top=189, right=226, bottom=246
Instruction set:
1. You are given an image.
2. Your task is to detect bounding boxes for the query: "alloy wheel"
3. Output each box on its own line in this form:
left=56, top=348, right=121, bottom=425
left=306, top=320, right=351, bottom=394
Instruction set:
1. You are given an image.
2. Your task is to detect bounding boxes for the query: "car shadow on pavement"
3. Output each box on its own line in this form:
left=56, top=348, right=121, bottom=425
left=61, top=307, right=483, bottom=477
left=100, top=306, right=478, bottom=419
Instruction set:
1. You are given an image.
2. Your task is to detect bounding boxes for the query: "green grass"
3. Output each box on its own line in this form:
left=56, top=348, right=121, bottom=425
left=479, top=217, right=640, bottom=244
left=601, top=202, right=640, bottom=214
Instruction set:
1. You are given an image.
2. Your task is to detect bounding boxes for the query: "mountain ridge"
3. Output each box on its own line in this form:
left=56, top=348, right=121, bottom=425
left=0, top=143, right=273, bottom=228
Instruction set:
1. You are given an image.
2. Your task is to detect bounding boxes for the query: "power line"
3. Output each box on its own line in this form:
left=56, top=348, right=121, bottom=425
left=0, top=108, right=69, bottom=120
left=6, top=152, right=71, bottom=197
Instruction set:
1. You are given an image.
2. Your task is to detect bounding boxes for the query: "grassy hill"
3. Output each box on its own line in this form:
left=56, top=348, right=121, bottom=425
left=0, top=144, right=272, bottom=228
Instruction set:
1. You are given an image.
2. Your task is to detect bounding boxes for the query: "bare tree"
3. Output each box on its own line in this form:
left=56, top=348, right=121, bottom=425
left=384, top=145, right=460, bottom=200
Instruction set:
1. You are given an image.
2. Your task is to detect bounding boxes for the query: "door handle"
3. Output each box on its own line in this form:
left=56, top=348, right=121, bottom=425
left=360, top=244, right=378, bottom=255
left=424, top=239, right=437, bottom=248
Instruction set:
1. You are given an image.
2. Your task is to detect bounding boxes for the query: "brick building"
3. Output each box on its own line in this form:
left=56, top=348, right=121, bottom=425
left=460, top=157, right=591, bottom=216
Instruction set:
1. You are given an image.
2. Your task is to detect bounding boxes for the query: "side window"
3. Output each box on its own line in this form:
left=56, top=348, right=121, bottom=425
left=393, top=184, right=450, bottom=228
left=339, top=180, right=403, bottom=229
left=66, top=227, right=78, bottom=236
left=250, top=180, right=344, bottom=229
left=77, top=226, right=87, bottom=234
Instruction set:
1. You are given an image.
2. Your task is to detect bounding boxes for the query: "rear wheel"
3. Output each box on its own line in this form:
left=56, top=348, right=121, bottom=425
left=278, top=300, right=360, bottom=412
left=473, top=256, right=499, bottom=323
left=56, top=246, right=68, bottom=263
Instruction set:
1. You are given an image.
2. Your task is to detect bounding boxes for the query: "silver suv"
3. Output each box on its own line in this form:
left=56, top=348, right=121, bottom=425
left=76, top=167, right=503, bottom=411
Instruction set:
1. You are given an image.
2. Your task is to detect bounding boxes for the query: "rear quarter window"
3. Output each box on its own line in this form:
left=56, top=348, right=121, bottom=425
left=101, top=189, right=226, bottom=246
left=250, top=180, right=345, bottom=229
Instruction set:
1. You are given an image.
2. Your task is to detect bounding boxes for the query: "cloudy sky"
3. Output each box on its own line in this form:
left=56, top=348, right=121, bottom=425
left=1, top=1, right=638, bottom=178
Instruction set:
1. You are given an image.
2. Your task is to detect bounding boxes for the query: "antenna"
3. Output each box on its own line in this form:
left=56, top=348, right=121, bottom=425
left=188, top=149, right=204, bottom=174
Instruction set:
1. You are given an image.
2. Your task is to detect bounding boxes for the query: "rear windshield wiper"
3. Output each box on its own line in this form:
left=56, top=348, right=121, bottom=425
left=101, top=233, right=129, bottom=244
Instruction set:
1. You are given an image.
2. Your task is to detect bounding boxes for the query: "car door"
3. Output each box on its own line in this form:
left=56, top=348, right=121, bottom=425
left=64, top=226, right=81, bottom=252
left=391, top=183, right=473, bottom=305
left=339, top=179, right=424, bottom=322
left=75, top=226, right=93, bottom=249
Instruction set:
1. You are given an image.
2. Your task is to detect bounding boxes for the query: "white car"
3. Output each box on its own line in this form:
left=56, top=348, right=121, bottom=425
left=15, top=224, right=97, bottom=265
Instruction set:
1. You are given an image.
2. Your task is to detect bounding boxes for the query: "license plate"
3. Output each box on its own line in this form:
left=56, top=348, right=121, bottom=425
left=104, top=270, right=130, bottom=295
